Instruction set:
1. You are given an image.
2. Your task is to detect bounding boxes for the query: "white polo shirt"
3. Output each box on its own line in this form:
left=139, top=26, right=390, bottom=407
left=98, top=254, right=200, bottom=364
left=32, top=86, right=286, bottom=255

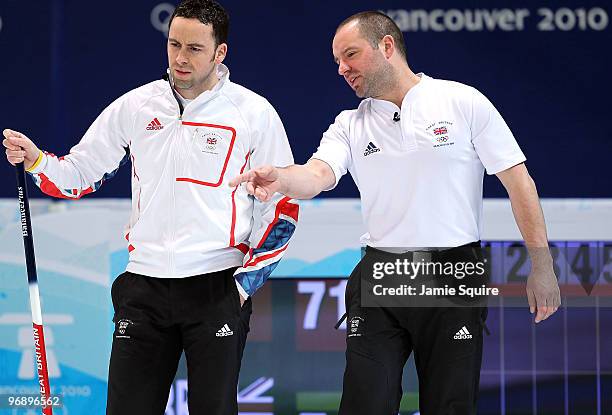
left=311, top=74, right=526, bottom=248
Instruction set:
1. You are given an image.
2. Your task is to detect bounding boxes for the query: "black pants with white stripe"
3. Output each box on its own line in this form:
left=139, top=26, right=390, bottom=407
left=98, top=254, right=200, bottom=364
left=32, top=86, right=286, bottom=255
left=106, top=268, right=251, bottom=415
left=339, top=244, right=488, bottom=415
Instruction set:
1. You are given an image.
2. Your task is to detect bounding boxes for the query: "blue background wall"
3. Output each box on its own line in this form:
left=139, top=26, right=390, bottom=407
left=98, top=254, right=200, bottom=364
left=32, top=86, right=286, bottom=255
left=0, top=0, right=610, bottom=198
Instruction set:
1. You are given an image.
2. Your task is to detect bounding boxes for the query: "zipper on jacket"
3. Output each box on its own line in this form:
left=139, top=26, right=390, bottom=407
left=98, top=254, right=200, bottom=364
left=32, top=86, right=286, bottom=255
left=168, top=121, right=182, bottom=276
left=163, top=70, right=184, bottom=119
left=172, top=89, right=184, bottom=120
left=163, top=70, right=183, bottom=274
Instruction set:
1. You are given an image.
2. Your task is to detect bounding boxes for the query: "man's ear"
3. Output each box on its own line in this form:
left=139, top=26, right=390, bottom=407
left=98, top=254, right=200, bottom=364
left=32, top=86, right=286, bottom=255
left=215, top=43, right=228, bottom=64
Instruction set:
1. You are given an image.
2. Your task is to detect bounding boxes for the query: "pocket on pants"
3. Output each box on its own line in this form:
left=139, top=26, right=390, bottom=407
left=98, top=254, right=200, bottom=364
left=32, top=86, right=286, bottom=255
left=110, top=272, right=129, bottom=301
left=228, top=272, right=251, bottom=318
left=478, top=306, right=491, bottom=335
left=238, top=297, right=252, bottom=334
left=110, top=272, right=137, bottom=315
left=345, top=261, right=363, bottom=309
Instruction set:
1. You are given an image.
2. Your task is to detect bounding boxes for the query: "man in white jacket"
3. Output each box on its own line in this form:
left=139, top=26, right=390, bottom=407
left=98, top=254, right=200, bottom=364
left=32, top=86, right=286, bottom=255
left=3, top=1, right=298, bottom=414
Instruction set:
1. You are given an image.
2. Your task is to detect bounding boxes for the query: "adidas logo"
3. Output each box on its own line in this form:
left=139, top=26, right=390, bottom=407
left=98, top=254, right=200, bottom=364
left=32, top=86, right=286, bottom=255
left=363, top=141, right=380, bottom=156
left=146, top=118, right=164, bottom=131
left=453, top=326, right=472, bottom=340
left=216, top=323, right=234, bottom=337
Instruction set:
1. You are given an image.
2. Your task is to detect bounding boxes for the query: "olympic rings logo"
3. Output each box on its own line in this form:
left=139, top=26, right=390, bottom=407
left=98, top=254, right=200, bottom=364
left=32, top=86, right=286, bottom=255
left=151, top=3, right=176, bottom=38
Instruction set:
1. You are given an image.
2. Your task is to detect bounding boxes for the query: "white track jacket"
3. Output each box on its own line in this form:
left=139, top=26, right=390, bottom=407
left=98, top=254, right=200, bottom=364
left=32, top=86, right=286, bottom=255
left=27, top=64, right=299, bottom=298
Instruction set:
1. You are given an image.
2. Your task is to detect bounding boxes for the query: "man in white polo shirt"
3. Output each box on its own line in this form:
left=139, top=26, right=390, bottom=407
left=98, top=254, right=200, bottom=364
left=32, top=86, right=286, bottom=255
left=230, top=10, right=560, bottom=415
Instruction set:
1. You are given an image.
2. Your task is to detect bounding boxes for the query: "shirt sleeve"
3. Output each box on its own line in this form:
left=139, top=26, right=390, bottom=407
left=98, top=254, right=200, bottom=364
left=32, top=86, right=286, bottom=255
left=310, top=110, right=353, bottom=190
left=233, top=103, right=299, bottom=298
left=27, top=94, right=132, bottom=198
left=470, top=88, right=526, bottom=175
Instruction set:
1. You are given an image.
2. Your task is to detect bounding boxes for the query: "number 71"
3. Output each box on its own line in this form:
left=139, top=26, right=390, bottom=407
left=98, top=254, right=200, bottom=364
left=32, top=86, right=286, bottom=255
left=298, top=281, right=347, bottom=330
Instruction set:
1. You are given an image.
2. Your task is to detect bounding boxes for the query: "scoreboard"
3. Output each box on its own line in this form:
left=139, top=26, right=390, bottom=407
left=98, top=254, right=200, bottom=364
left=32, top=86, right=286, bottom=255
left=166, top=241, right=612, bottom=415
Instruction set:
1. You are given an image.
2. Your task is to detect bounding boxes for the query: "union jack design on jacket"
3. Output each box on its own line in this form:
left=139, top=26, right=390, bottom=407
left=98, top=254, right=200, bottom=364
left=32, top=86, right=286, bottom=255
left=27, top=64, right=298, bottom=298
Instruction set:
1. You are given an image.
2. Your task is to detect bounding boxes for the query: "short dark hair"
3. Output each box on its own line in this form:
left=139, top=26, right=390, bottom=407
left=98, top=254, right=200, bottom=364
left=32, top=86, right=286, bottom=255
left=337, top=11, right=407, bottom=60
left=169, top=0, right=229, bottom=47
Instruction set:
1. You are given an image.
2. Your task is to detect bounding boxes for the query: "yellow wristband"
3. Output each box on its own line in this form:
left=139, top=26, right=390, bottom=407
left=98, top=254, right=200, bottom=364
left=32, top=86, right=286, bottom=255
left=26, top=150, right=44, bottom=172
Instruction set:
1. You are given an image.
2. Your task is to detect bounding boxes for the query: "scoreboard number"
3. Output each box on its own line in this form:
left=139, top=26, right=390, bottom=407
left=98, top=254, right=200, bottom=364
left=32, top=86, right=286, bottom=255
left=506, top=243, right=529, bottom=282
left=298, top=281, right=347, bottom=330
left=498, top=242, right=610, bottom=290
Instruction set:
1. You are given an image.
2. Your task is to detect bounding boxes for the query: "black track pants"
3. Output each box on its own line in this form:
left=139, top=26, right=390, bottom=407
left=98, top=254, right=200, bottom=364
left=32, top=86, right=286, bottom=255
left=106, top=269, right=251, bottom=415
left=339, top=246, right=488, bottom=415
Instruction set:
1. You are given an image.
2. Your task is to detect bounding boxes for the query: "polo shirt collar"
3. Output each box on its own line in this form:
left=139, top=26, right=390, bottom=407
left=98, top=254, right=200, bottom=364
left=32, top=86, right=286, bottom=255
left=370, top=73, right=429, bottom=115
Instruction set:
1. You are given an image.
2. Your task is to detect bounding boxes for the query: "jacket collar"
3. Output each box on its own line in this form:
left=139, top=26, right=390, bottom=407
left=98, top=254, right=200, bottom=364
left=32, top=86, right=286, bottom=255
left=169, top=64, right=231, bottom=112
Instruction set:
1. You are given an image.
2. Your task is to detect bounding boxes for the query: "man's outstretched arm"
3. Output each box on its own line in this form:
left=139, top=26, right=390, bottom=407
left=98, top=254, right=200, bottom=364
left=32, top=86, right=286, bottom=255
left=229, top=159, right=336, bottom=202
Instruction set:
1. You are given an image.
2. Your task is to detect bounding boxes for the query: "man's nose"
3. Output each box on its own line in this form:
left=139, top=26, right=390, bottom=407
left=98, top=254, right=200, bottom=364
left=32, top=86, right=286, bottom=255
left=176, top=48, right=188, bottom=65
left=337, top=60, right=350, bottom=76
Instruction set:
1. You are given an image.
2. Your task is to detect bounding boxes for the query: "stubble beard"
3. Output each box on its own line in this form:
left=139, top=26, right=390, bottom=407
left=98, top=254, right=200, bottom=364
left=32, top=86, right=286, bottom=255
left=174, top=56, right=218, bottom=95
left=357, top=59, right=396, bottom=99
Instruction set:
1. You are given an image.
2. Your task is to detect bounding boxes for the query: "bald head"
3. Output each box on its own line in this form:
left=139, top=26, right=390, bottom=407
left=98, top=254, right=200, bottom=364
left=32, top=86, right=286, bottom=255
left=336, top=11, right=407, bottom=60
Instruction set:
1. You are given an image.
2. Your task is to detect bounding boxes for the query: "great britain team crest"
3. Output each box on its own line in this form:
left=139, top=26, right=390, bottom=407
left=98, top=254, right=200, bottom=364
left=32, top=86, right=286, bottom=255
left=426, top=120, right=454, bottom=148
left=193, top=128, right=223, bottom=155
